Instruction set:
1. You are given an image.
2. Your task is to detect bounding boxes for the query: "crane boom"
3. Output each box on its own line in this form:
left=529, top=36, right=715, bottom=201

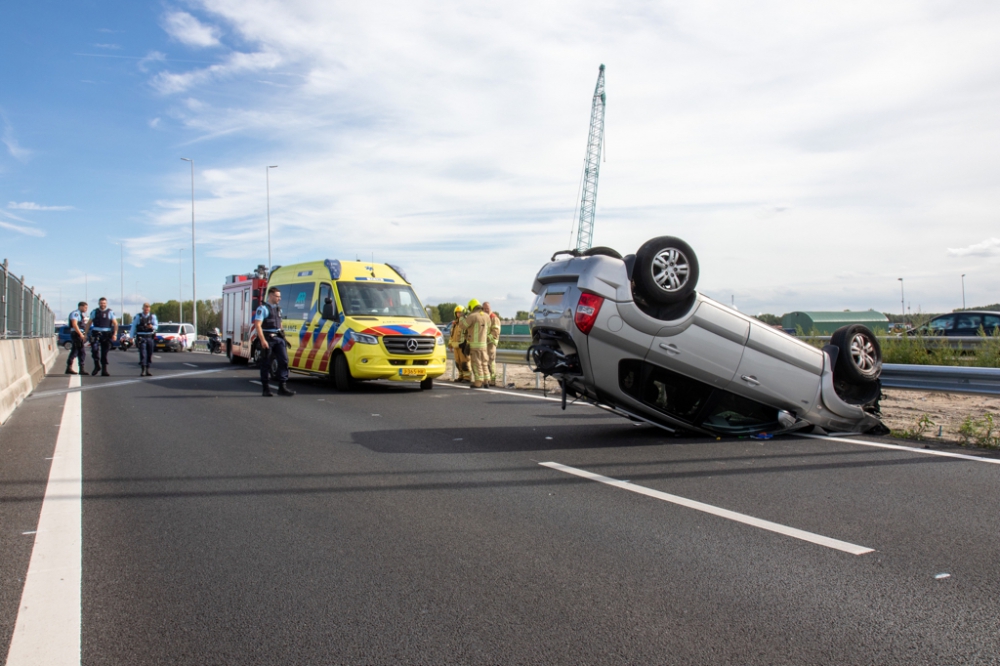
left=575, top=64, right=606, bottom=252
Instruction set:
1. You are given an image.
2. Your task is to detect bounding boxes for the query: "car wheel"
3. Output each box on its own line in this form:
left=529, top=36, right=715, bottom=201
left=583, top=246, right=622, bottom=259
left=633, top=236, right=700, bottom=305
left=420, top=377, right=433, bottom=390
left=830, top=324, right=881, bottom=384
left=333, top=354, right=356, bottom=392
left=63, top=341, right=73, bottom=350
left=270, top=355, right=280, bottom=381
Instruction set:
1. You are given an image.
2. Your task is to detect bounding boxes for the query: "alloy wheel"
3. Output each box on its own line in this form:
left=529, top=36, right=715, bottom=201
left=651, top=248, right=691, bottom=292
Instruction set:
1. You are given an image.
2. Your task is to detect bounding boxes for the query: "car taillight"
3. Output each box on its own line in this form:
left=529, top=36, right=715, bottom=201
left=574, top=292, right=604, bottom=335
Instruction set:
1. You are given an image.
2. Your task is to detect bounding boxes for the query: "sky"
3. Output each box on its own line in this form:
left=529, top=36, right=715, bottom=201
left=2, top=0, right=999, bottom=322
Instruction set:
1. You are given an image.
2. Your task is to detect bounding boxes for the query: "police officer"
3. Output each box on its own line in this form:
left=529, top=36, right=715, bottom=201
left=129, top=302, right=158, bottom=376
left=87, top=297, right=118, bottom=377
left=254, top=286, right=295, bottom=397
left=483, top=301, right=501, bottom=387
left=65, top=301, right=89, bottom=375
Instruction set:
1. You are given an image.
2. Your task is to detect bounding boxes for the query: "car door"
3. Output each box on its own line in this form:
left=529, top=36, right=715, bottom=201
left=983, top=314, right=1000, bottom=336
left=953, top=313, right=982, bottom=337
left=296, top=282, right=339, bottom=372
left=644, top=300, right=749, bottom=389
left=729, top=322, right=824, bottom=414
left=924, top=314, right=954, bottom=336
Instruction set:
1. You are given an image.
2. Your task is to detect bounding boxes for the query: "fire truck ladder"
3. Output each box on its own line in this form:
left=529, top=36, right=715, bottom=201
left=574, top=64, right=606, bottom=252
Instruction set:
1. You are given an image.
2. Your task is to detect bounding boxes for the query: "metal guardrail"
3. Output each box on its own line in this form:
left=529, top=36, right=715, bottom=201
left=1, top=259, right=55, bottom=339
left=880, top=364, right=1000, bottom=395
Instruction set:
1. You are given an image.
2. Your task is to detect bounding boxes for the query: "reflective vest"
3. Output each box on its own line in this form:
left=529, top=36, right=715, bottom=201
left=260, top=304, right=283, bottom=332
left=135, top=313, right=156, bottom=334
left=90, top=308, right=114, bottom=331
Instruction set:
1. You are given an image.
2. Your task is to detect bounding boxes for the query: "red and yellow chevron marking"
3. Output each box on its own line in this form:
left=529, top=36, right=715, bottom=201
left=318, top=333, right=343, bottom=373
left=303, top=322, right=330, bottom=371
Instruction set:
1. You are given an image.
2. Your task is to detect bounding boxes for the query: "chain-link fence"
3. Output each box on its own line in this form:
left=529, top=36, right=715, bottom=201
left=1, top=259, right=55, bottom=339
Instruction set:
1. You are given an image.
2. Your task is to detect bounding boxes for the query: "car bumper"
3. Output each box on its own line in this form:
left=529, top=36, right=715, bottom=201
left=348, top=350, right=447, bottom=382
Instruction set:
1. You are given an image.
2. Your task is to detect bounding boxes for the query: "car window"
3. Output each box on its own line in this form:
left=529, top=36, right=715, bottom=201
left=275, top=282, right=317, bottom=320
left=186, top=325, right=195, bottom=335
left=619, top=360, right=713, bottom=422
left=926, top=316, right=953, bottom=332
left=983, top=314, right=1000, bottom=334
left=158, top=324, right=180, bottom=334
left=336, top=282, right=426, bottom=317
left=954, top=314, right=981, bottom=331
left=319, top=283, right=338, bottom=319
left=698, top=392, right=779, bottom=434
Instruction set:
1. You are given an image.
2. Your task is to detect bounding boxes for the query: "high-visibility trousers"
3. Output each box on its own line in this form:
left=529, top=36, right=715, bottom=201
left=454, top=347, right=471, bottom=379
left=470, top=348, right=490, bottom=383
left=487, top=344, right=497, bottom=382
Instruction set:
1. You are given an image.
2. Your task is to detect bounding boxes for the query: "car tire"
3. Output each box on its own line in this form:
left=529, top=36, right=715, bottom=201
left=582, top=246, right=623, bottom=259
left=333, top=354, right=356, bottom=392
left=633, top=236, right=700, bottom=305
left=63, top=341, right=73, bottom=350
left=830, top=324, right=882, bottom=385
left=270, top=355, right=280, bottom=381
left=420, top=377, right=433, bottom=390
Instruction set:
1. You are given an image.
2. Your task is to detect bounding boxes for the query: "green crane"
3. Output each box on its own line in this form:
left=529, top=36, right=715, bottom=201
left=574, top=64, right=606, bottom=252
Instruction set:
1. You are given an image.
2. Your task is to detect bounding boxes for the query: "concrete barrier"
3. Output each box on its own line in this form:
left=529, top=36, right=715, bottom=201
left=0, top=337, right=58, bottom=425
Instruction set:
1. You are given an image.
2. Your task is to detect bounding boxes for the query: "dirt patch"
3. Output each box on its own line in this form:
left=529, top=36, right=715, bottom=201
left=444, top=360, right=999, bottom=446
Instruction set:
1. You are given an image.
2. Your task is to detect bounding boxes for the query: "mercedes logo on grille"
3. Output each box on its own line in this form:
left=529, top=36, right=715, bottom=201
left=406, top=338, right=419, bottom=352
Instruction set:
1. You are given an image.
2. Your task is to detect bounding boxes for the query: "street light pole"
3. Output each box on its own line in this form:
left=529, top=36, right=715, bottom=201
left=961, top=274, right=966, bottom=310
left=178, top=249, right=184, bottom=324
left=266, top=165, right=278, bottom=268
left=119, top=242, right=124, bottom=325
left=898, top=278, right=905, bottom=325
left=181, top=158, right=197, bottom=336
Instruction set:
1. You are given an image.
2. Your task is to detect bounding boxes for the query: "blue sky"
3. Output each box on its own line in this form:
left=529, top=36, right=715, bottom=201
left=3, top=0, right=1000, bottom=322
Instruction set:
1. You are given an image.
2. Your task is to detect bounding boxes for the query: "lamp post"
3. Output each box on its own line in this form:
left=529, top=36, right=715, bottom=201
left=898, top=278, right=905, bottom=326
left=178, top=249, right=185, bottom=324
left=961, top=274, right=966, bottom=310
left=118, top=242, right=124, bottom=326
left=180, top=158, right=197, bottom=336
left=266, top=165, right=278, bottom=268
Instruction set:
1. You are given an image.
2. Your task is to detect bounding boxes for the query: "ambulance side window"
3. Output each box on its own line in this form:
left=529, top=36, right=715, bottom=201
left=319, top=283, right=338, bottom=320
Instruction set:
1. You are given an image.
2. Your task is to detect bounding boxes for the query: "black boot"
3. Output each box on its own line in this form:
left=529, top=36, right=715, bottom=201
left=65, top=366, right=77, bottom=375
left=262, top=381, right=273, bottom=397
left=91, top=366, right=100, bottom=376
left=140, top=367, right=147, bottom=377
left=145, top=368, right=152, bottom=377
left=278, top=382, right=296, bottom=396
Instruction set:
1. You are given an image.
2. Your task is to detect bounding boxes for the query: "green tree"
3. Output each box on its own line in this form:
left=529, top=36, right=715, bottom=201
left=515, top=310, right=531, bottom=321
left=424, top=305, right=441, bottom=323
left=754, top=313, right=781, bottom=326
left=437, top=302, right=459, bottom=322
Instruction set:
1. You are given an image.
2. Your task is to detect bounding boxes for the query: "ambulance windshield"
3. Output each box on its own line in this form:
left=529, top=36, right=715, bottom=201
left=337, top=282, right=426, bottom=318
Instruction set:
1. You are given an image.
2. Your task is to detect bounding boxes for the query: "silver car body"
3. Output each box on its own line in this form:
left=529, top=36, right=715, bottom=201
left=530, top=254, right=883, bottom=436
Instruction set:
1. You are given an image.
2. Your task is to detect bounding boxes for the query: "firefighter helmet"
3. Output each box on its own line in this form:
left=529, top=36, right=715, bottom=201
left=467, top=299, right=481, bottom=311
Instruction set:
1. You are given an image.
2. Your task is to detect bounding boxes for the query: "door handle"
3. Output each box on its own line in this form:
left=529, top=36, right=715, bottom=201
left=659, top=343, right=680, bottom=355
left=741, top=374, right=760, bottom=386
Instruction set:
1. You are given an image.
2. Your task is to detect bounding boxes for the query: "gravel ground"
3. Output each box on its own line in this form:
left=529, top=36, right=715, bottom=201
left=444, top=360, right=1000, bottom=447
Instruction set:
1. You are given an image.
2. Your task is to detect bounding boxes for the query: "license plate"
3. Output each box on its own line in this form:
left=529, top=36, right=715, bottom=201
left=399, top=368, right=425, bottom=377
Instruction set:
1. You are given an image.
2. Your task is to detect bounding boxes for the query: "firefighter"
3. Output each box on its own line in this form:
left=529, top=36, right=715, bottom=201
left=87, top=297, right=118, bottom=376
left=254, top=286, right=295, bottom=397
left=483, top=301, right=501, bottom=387
left=449, top=305, right=471, bottom=382
left=129, top=302, right=158, bottom=376
left=460, top=299, right=491, bottom=389
left=65, top=301, right=88, bottom=375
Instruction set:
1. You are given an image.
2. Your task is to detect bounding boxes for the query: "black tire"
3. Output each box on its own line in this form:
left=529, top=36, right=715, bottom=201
left=63, top=341, right=73, bottom=350
left=420, top=377, right=433, bottom=390
left=269, top=355, right=280, bottom=381
left=633, top=236, right=700, bottom=305
left=830, top=324, right=881, bottom=384
left=333, top=354, right=356, bottom=392
left=583, top=246, right=622, bottom=259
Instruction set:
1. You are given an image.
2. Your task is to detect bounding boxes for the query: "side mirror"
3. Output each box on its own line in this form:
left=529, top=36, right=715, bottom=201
left=322, top=297, right=336, bottom=321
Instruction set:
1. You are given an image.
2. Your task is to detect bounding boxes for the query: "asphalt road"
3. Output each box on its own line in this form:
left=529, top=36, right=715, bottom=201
left=3, top=348, right=1000, bottom=665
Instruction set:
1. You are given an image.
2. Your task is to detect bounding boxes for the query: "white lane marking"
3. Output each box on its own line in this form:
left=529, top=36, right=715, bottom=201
left=29, top=368, right=228, bottom=399
left=6, top=375, right=82, bottom=665
left=803, top=433, right=1000, bottom=466
left=539, top=461, right=874, bottom=556
left=249, top=380, right=262, bottom=386
left=153, top=355, right=162, bottom=358
left=183, top=363, right=198, bottom=368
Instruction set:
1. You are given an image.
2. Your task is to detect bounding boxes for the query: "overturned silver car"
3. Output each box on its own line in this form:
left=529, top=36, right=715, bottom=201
left=528, top=237, right=887, bottom=437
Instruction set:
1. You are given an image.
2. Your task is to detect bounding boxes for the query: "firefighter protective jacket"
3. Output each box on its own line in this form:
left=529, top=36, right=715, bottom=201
left=460, top=310, right=491, bottom=350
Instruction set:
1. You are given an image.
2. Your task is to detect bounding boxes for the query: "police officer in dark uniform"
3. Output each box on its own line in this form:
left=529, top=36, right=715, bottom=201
left=129, top=302, right=158, bottom=376
left=65, top=301, right=89, bottom=375
left=253, top=286, right=295, bottom=397
left=87, top=297, right=118, bottom=377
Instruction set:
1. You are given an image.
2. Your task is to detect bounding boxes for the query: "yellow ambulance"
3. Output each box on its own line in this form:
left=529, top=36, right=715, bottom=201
left=264, top=259, right=447, bottom=390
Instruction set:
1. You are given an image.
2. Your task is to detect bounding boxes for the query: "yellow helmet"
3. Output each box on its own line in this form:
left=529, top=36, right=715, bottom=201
left=467, top=299, right=481, bottom=311
left=454, top=305, right=464, bottom=314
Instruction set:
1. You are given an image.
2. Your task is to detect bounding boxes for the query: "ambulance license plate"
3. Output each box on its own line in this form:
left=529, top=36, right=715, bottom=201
left=399, top=368, right=425, bottom=377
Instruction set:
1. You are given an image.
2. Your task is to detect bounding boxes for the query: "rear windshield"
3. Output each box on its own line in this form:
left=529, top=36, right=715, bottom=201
left=157, top=325, right=181, bottom=334
left=337, top=282, right=426, bottom=317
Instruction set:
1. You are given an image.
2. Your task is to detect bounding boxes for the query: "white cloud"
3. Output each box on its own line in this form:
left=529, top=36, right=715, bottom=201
left=8, top=202, right=74, bottom=211
left=1, top=111, right=31, bottom=161
left=0, top=211, right=45, bottom=237
left=92, top=43, right=121, bottom=50
left=149, top=117, right=161, bottom=128
left=130, top=0, right=1000, bottom=314
left=948, top=238, right=1000, bottom=257
left=162, top=11, right=221, bottom=48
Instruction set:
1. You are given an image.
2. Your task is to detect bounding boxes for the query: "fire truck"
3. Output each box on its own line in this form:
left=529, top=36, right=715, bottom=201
left=221, top=265, right=269, bottom=364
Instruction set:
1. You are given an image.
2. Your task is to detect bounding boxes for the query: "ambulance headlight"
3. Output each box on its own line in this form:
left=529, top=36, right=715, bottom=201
left=436, top=336, right=445, bottom=346
left=354, top=333, right=379, bottom=345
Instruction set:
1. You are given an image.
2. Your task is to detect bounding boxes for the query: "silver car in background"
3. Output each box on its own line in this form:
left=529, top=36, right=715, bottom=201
left=528, top=236, right=886, bottom=437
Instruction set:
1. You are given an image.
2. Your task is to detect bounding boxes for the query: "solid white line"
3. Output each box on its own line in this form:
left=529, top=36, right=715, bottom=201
left=183, top=363, right=198, bottom=368
left=802, top=433, right=1000, bottom=466
left=30, top=368, right=228, bottom=399
left=6, top=375, right=82, bottom=665
left=539, top=461, right=874, bottom=556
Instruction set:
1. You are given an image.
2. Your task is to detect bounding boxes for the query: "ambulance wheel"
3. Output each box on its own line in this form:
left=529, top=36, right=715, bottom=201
left=333, top=354, right=357, bottom=392
left=420, top=377, right=433, bottom=390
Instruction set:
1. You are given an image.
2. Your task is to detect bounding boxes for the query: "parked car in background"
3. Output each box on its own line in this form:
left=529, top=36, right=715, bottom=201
left=528, top=237, right=886, bottom=437
left=155, top=322, right=196, bottom=352
left=907, top=311, right=1000, bottom=337
left=55, top=325, right=73, bottom=349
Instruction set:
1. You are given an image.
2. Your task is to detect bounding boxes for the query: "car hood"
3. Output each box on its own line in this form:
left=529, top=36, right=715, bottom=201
left=342, top=318, right=441, bottom=337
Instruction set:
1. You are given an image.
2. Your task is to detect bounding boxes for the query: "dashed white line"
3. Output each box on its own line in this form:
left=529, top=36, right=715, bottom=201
left=183, top=363, right=198, bottom=368
left=803, top=433, right=1000, bottom=466
left=6, top=374, right=83, bottom=665
left=539, top=461, right=874, bottom=556
left=29, top=368, right=229, bottom=399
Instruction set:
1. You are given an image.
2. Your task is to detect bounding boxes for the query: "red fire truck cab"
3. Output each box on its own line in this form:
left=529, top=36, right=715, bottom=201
left=221, top=265, right=269, bottom=364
